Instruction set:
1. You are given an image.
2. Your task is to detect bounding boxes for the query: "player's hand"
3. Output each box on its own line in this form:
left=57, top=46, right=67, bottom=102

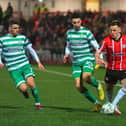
left=63, top=54, right=69, bottom=63
left=101, top=59, right=108, bottom=68
left=95, top=51, right=100, bottom=59
left=38, top=61, right=44, bottom=72
left=95, top=57, right=101, bottom=64
left=0, top=63, right=4, bottom=69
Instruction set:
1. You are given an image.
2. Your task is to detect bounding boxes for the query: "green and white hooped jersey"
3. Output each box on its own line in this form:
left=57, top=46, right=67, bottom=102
left=65, top=26, right=99, bottom=65
left=0, top=34, right=31, bottom=71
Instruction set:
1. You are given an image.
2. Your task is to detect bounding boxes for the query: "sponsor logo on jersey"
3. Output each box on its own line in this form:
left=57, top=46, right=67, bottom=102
left=4, top=47, right=23, bottom=52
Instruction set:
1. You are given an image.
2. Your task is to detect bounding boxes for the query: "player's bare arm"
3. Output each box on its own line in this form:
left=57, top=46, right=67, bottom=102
left=95, top=51, right=101, bottom=64
left=95, top=51, right=107, bottom=68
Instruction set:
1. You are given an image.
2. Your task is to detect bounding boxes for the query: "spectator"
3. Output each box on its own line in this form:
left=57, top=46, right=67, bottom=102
left=6, top=2, right=13, bottom=18
left=33, top=3, right=40, bottom=15
left=40, top=3, right=48, bottom=14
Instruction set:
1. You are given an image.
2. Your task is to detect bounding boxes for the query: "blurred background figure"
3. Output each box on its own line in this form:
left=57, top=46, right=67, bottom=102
left=6, top=2, right=13, bottom=18
left=40, top=2, right=48, bottom=14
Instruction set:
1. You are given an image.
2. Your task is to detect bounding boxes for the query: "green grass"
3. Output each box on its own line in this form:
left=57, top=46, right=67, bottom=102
left=0, top=65, right=125, bottom=126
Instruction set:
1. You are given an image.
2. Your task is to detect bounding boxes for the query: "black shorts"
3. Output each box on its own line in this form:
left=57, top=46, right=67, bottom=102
left=105, top=69, right=126, bottom=84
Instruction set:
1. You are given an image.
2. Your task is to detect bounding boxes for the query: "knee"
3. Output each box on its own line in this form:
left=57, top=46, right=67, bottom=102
left=27, top=76, right=35, bottom=88
left=82, top=73, right=91, bottom=82
left=19, top=84, right=27, bottom=92
left=75, top=82, right=81, bottom=91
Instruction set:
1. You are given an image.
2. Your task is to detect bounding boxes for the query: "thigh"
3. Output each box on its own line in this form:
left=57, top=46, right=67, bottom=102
left=19, top=83, right=27, bottom=91
left=26, top=76, right=36, bottom=88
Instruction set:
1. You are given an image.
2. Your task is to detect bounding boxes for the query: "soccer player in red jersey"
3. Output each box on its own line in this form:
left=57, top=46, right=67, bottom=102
left=96, top=20, right=126, bottom=114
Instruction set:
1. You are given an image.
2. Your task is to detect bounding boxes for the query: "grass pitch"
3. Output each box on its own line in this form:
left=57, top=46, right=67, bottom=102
left=0, top=65, right=125, bottom=126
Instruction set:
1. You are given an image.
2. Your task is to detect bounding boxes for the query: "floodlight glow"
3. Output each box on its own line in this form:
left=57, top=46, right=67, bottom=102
left=38, top=0, right=43, bottom=2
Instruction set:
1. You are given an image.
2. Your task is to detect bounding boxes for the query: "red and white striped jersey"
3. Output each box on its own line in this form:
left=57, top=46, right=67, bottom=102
left=100, top=34, right=126, bottom=70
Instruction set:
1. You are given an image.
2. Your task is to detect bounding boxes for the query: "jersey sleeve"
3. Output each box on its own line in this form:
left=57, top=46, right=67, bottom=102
left=24, top=36, right=32, bottom=48
left=24, top=36, right=40, bottom=62
left=65, top=32, right=71, bottom=55
left=26, top=44, right=40, bottom=63
left=87, top=30, right=100, bottom=51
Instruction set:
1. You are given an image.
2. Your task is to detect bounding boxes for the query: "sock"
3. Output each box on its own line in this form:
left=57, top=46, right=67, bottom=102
left=106, top=89, right=113, bottom=102
left=31, top=86, right=40, bottom=104
left=80, top=87, right=97, bottom=103
left=112, top=88, right=126, bottom=106
left=90, top=76, right=99, bottom=88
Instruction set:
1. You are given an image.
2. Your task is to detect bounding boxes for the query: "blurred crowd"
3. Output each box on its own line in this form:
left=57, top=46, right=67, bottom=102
left=1, top=3, right=126, bottom=59
left=0, top=2, right=13, bottom=33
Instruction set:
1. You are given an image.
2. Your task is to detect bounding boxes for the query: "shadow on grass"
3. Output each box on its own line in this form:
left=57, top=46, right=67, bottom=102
left=42, top=105, right=94, bottom=113
left=0, top=105, right=23, bottom=109
left=0, top=104, right=97, bottom=114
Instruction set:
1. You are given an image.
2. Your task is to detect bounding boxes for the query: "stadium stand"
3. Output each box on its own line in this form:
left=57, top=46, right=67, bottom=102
left=0, top=4, right=126, bottom=64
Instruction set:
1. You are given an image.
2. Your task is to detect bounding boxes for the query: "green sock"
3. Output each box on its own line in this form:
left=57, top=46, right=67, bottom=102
left=90, top=76, right=99, bottom=88
left=31, top=86, right=40, bottom=104
left=80, top=87, right=97, bottom=103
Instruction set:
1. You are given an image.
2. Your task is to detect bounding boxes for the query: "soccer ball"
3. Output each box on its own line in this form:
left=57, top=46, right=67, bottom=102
left=101, top=102, right=115, bottom=114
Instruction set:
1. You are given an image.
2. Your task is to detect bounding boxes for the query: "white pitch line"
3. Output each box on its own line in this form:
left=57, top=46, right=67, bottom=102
left=33, top=67, right=121, bottom=87
left=33, top=67, right=72, bottom=77
left=45, top=69, right=72, bottom=77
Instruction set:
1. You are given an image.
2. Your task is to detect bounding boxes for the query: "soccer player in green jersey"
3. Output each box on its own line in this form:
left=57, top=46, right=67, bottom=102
left=64, top=15, right=104, bottom=111
left=0, top=20, right=44, bottom=110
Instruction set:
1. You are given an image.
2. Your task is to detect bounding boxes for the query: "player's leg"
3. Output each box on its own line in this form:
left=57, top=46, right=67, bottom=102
left=112, top=79, right=126, bottom=105
left=105, top=83, right=114, bottom=102
left=82, top=72, right=99, bottom=88
left=112, top=71, right=126, bottom=105
left=75, top=77, right=98, bottom=103
left=18, top=83, right=29, bottom=98
left=26, top=76, right=41, bottom=108
left=23, top=65, right=41, bottom=109
left=105, top=70, right=117, bottom=102
left=111, top=87, right=124, bottom=115
left=80, top=73, right=102, bottom=111
left=82, top=60, right=98, bottom=87
left=73, top=65, right=101, bottom=111
left=73, top=64, right=97, bottom=102
left=9, top=69, right=29, bottom=98
left=82, top=60, right=104, bottom=100
left=111, top=79, right=126, bottom=114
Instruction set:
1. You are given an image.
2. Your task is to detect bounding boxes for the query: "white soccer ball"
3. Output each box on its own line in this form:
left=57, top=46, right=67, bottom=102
left=101, top=102, right=115, bottom=114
